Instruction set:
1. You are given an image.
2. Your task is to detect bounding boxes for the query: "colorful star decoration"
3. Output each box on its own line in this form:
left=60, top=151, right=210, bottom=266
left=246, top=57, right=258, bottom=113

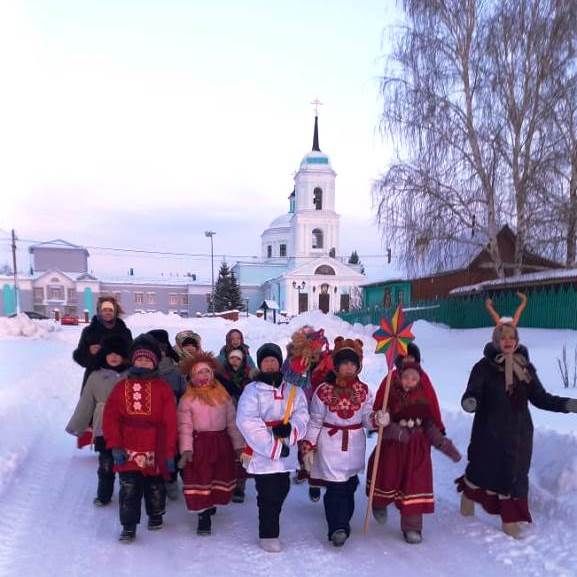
left=372, top=305, right=415, bottom=370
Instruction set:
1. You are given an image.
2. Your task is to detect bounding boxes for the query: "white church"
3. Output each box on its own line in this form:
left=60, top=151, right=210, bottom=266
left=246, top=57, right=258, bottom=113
left=232, top=114, right=365, bottom=318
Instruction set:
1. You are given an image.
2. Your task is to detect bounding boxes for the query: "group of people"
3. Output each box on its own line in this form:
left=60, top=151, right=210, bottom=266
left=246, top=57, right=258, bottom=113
left=66, top=295, right=577, bottom=551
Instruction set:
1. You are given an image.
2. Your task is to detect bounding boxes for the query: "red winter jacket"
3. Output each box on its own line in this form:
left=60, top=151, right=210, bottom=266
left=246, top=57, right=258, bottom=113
left=103, top=376, right=178, bottom=479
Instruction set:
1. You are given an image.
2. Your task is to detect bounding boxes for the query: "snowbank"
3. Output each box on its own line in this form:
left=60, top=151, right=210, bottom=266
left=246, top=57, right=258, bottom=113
left=0, top=313, right=59, bottom=339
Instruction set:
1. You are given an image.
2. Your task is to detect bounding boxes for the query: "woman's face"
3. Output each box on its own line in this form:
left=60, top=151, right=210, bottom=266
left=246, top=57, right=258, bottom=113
left=99, top=302, right=116, bottom=322
left=499, top=332, right=517, bottom=354
left=401, top=369, right=420, bottom=392
left=191, top=363, right=212, bottom=386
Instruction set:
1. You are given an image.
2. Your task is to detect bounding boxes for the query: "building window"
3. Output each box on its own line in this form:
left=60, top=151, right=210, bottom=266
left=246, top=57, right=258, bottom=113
left=134, top=292, right=144, bottom=305
left=313, top=187, right=323, bottom=210
left=280, top=244, right=287, bottom=257
left=314, top=265, right=335, bottom=275
left=67, top=288, right=77, bottom=303
left=146, top=292, right=156, bottom=305
left=312, top=228, right=323, bottom=249
left=181, top=294, right=189, bottom=306
left=33, top=287, right=44, bottom=302
left=267, top=245, right=272, bottom=258
left=169, top=294, right=179, bottom=306
left=47, top=285, right=64, bottom=300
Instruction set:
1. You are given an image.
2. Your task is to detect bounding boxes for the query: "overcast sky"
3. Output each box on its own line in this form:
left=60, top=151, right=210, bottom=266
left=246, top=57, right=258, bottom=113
left=0, top=0, right=402, bottom=282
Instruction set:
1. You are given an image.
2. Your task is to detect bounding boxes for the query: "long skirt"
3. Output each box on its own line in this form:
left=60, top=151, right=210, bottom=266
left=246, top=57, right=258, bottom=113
left=366, top=431, right=434, bottom=516
left=182, top=430, right=236, bottom=512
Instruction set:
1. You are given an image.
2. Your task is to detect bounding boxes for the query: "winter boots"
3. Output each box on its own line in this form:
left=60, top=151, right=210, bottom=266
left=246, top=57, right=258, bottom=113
left=93, top=497, right=110, bottom=507
left=330, top=529, right=348, bottom=547
left=403, top=530, right=423, bottom=544
left=308, top=487, right=321, bottom=502
left=119, top=525, right=136, bottom=543
left=147, top=515, right=163, bottom=530
left=232, top=484, right=245, bottom=504
left=197, top=510, right=212, bottom=536
left=373, top=507, right=388, bottom=524
left=259, top=538, right=282, bottom=553
left=460, top=493, right=475, bottom=517
left=502, top=522, right=521, bottom=539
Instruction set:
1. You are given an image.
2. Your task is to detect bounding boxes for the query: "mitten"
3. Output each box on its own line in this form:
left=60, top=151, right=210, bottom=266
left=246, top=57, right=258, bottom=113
left=166, top=459, right=176, bottom=474
left=111, top=448, right=127, bottom=466
left=272, top=422, right=292, bottom=439
left=566, top=398, right=577, bottom=413
left=381, top=423, right=410, bottom=443
left=280, top=444, right=290, bottom=458
left=461, top=397, right=477, bottom=413
left=373, top=410, right=391, bottom=428
left=178, top=450, right=193, bottom=469
left=438, top=438, right=462, bottom=463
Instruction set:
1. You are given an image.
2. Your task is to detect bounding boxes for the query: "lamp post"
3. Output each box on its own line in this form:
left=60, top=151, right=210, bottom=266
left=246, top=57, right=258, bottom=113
left=292, top=280, right=306, bottom=315
left=204, top=231, right=216, bottom=314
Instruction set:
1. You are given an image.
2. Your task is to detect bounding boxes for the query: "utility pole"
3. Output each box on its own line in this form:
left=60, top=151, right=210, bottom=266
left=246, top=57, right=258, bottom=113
left=11, top=229, right=20, bottom=314
left=204, top=231, right=216, bottom=315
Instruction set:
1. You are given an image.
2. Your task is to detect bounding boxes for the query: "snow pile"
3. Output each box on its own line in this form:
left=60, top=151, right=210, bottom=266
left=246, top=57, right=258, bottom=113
left=0, top=313, right=58, bottom=338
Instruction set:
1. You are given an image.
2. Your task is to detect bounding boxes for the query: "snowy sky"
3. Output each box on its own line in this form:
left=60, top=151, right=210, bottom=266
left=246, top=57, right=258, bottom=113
left=0, top=0, right=401, bottom=282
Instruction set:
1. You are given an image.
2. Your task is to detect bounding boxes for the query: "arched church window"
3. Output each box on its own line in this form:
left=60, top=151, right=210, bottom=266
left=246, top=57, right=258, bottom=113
left=312, top=228, right=323, bottom=249
left=314, top=265, right=335, bottom=275
left=313, top=187, right=323, bottom=210
left=267, top=245, right=272, bottom=258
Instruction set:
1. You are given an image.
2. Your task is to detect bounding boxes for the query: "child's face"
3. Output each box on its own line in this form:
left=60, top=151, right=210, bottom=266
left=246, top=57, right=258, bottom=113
left=191, top=363, right=212, bottom=386
left=337, top=360, right=358, bottom=378
left=260, top=357, right=280, bottom=373
left=401, top=368, right=420, bottom=391
left=228, top=356, right=243, bottom=371
left=106, top=352, right=123, bottom=367
left=403, top=355, right=416, bottom=364
left=230, top=332, right=242, bottom=347
left=183, top=343, right=198, bottom=355
left=133, top=356, right=154, bottom=369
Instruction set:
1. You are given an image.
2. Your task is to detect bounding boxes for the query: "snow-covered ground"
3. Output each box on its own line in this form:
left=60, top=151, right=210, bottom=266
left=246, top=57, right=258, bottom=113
left=0, top=311, right=576, bottom=577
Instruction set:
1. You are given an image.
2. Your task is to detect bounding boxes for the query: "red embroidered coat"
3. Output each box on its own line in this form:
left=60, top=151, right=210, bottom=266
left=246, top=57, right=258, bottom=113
left=103, top=376, right=178, bottom=479
left=304, top=376, right=375, bottom=483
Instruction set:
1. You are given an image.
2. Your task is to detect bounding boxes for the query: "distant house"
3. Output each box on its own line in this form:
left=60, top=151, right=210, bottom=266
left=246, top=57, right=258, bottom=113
left=410, top=225, right=561, bottom=302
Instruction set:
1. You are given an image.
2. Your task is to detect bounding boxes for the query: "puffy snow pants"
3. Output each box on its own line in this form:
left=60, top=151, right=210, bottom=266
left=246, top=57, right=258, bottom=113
left=119, top=472, right=166, bottom=528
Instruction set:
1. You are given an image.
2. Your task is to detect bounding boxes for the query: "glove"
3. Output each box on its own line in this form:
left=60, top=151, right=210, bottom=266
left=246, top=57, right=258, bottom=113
left=382, top=423, right=410, bottom=444
left=166, top=459, right=176, bottom=474
left=178, top=450, right=193, bottom=469
left=438, top=438, right=462, bottom=463
left=280, top=444, right=290, bottom=458
left=461, top=397, right=477, bottom=413
left=373, top=410, right=391, bottom=428
left=272, top=422, right=292, bottom=439
left=111, top=448, right=127, bottom=466
left=566, top=399, right=577, bottom=413
left=302, top=450, right=315, bottom=472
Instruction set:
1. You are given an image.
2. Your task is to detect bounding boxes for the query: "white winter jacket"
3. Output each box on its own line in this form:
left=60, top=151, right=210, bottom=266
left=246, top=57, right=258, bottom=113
left=236, top=379, right=309, bottom=475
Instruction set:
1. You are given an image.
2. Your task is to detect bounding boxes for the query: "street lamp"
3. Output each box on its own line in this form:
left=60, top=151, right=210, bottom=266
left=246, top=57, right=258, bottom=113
left=292, top=280, right=306, bottom=314
left=205, top=231, right=216, bottom=314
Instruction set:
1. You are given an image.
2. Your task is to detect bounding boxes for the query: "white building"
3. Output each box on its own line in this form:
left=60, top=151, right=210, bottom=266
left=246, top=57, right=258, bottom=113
left=233, top=115, right=365, bottom=316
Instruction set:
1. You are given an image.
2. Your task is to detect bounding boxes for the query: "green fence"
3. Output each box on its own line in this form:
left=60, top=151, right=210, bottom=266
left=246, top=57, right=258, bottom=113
left=338, top=286, right=577, bottom=330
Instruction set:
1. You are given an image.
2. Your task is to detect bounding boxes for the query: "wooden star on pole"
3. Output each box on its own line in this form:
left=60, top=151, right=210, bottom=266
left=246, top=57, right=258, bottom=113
left=372, top=305, right=415, bottom=370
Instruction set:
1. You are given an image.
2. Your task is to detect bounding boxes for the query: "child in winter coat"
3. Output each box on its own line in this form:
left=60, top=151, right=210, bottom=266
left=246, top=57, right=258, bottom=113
left=217, top=329, right=256, bottom=370
left=66, top=335, right=129, bottom=506
left=102, top=334, right=178, bottom=543
left=178, top=352, right=245, bottom=535
left=457, top=310, right=577, bottom=538
left=367, top=362, right=461, bottom=544
left=236, top=343, right=309, bottom=553
left=301, top=337, right=379, bottom=547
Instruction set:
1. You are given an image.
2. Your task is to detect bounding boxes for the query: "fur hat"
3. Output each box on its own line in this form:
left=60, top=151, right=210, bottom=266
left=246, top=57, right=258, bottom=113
left=147, top=329, right=180, bottom=362
left=257, top=343, right=283, bottom=369
left=394, top=342, right=421, bottom=369
left=332, top=337, right=363, bottom=370
left=130, top=334, right=161, bottom=368
left=97, top=335, right=129, bottom=368
left=179, top=351, right=219, bottom=377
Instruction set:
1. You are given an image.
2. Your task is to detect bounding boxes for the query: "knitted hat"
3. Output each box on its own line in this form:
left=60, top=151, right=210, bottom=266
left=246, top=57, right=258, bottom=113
left=227, top=348, right=244, bottom=362
left=332, top=337, right=363, bottom=370
left=130, top=334, right=161, bottom=368
left=257, top=343, right=283, bottom=369
left=180, top=351, right=219, bottom=377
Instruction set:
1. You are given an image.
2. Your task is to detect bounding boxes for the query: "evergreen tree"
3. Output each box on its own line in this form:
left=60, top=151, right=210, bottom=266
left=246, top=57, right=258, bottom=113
left=348, top=250, right=365, bottom=275
left=213, top=262, right=244, bottom=312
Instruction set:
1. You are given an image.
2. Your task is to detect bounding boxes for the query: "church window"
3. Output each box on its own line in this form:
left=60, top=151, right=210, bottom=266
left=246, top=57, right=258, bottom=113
left=280, top=244, right=287, bottom=257
left=313, top=187, right=323, bottom=210
left=312, top=229, right=324, bottom=249
left=267, top=245, right=272, bottom=258
left=314, top=265, right=335, bottom=275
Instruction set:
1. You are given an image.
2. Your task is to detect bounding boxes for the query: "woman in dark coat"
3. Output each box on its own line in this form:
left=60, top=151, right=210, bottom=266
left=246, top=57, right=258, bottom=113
left=73, top=296, right=133, bottom=391
left=457, top=300, right=577, bottom=538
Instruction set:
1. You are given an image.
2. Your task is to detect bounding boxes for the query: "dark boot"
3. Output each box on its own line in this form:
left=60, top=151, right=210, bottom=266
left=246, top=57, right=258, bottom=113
left=147, top=515, right=163, bottom=530
left=119, top=525, right=136, bottom=543
left=197, top=511, right=212, bottom=535
left=309, top=487, right=321, bottom=502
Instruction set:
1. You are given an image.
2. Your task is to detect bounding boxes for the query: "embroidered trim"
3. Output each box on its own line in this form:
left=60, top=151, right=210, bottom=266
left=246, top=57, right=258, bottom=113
left=126, top=450, right=155, bottom=469
left=317, top=381, right=368, bottom=419
left=125, top=381, right=152, bottom=415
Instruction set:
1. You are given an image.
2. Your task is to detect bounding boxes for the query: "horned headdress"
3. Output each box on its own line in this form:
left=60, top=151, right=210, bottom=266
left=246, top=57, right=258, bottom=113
left=485, top=292, right=527, bottom=327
